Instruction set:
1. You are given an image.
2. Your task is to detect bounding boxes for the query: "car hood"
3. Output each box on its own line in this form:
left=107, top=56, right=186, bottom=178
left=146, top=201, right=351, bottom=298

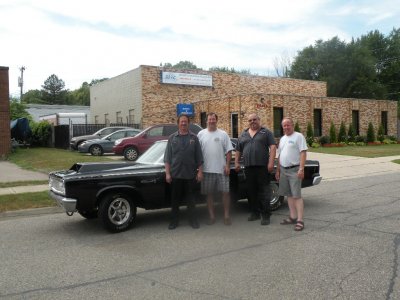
left=49, top=161, right=164, bottom=180
left=71, top=134, right=98, bottom=141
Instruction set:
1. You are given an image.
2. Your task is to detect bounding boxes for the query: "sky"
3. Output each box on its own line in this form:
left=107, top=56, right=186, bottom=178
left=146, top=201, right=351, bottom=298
left=1, top=0, right=399, bottom=99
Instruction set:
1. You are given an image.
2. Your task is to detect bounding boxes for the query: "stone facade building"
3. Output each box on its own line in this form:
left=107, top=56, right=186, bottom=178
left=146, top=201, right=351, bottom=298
left=0, top=66, right=11, bottom=159
left=90, top=65, right=397, bottom=139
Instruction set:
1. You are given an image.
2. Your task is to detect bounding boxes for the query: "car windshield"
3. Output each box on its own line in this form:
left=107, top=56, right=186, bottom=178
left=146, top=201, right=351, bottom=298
left=136, top=140, right=167, bottom=164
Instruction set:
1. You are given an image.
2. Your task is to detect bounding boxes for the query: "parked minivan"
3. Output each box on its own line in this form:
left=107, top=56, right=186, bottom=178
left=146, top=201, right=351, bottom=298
left=112, top=123, right=202, bottom=161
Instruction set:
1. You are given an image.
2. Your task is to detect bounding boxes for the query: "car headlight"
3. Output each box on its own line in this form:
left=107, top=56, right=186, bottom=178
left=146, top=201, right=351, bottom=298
left=49, top=176, right=66, bottom=195
left=115, top=139, right=123, bottom=146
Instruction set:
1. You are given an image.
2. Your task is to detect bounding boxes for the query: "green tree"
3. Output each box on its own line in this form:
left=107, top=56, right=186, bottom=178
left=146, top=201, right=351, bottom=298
left=163, top=61, right=201, bottom=70
left=377, top=124, right=385, bottom=142
left=41, top=74, right=67, bottom=104
left=66, top=82, right=90, bottom=105
left=306, top=122, right=314, bottom=146
left=21, top=89, right=45, bottom=104
left=9, top=98, right=32, bottom=121
left=367, top=122, right=375, bottom=142
left=338, top=121, right=347, bottom=143
left=294, top=121, right=300, bottom=132
left=348, top=123, right=356, bottom=142
left=208, top=66, right=251, bottom=74
left=329, top=122, right=337, bottom=143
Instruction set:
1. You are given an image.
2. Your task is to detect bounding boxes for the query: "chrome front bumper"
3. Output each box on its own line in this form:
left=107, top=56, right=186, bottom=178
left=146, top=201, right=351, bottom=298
left=49, top=191, right=77, bottom=213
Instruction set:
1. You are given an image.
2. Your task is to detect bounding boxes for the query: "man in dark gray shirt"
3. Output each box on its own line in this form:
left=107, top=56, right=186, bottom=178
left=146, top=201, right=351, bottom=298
left=235, top=113, right=276, bottom=225
left=164, top=114, right=203, bottom=229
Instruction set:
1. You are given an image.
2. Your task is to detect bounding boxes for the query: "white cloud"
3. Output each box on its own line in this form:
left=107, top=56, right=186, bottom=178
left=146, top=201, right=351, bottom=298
left=0, top=0, right=398, bottom=98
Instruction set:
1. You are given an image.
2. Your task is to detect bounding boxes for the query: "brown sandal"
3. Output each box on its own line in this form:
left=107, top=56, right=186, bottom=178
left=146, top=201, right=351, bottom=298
left=280, top=217, right=297, bottom=225
left=294, top=221, right=304, bottom=231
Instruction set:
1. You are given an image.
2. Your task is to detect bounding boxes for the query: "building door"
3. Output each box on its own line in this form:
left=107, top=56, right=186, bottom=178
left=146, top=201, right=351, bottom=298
left=231, top=113, right=238, bottom=138
left=273, top=107, right=283, bottom=137
left=200, top=112, right=207, bottom=128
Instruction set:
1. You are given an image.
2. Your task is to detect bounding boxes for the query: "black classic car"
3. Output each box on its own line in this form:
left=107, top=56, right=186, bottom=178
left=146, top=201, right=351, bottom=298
left=49, top=140, right=322, bottom=232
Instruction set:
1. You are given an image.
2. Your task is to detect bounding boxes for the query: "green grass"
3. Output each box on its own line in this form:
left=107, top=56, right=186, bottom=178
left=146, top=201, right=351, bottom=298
left=308, top=143, right=400, bottom=158
left=0, top=191, right=55, bottom=212
left=0, top=180, right=48, bottom=188
left=8, top=147, right=116, bottom=173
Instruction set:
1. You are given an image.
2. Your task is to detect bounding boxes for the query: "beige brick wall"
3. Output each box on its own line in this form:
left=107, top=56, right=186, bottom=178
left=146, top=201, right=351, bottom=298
left=0, top=66, right=11, bottom=159
left=193, top=94, right=397, bottom=138
left=140, top=65, right=327, bottom=128
left=90, top=65, right=397, bottom=139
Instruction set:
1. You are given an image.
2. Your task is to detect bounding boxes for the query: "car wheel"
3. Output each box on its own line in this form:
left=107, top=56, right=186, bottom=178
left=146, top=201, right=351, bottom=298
left=90, top=144, right=103, bottom=156
left=99, top=193, right=137, bottom=232
left=270, top=182, right=284, bottom=210
left=124, top=147, right=139, bottom=161
left=78, top=209, right=98, bottom=219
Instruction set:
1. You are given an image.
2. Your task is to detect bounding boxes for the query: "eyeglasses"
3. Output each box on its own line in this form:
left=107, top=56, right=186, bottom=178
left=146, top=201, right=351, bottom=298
left=248, top=118, right=258, bottom=122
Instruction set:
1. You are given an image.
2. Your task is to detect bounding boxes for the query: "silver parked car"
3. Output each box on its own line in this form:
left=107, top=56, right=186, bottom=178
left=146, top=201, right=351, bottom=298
left=78, top=129, right=142, bottom=156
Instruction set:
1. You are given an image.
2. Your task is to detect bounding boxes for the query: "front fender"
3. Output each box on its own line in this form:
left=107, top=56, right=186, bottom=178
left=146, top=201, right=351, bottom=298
left=96, top=185, right=138, bottom=201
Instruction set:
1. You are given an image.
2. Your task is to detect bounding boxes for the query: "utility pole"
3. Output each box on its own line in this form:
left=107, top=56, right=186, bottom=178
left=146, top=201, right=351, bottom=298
left=18, top=66, right=25, bottom=101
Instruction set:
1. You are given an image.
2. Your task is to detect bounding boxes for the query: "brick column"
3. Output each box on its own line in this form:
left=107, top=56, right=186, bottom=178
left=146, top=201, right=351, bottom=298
left=0, top=66, right=11, bottom=159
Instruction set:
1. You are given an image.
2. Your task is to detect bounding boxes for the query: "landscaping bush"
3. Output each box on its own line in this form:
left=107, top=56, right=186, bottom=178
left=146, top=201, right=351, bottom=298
left=31, top=121, right=52, bottom=147
left=329, top=122, right=337, bottom=143
left=318, top=135, right=330, bottom=145
left=367, top=122, right=375, bottom=143
left=294, top=121, right=300, bottom=132
left=311, top=142, right=320, bottom=148
left=338, top=121, right=347, bottom=143
left=347, top=123, right=356, bottom=142
left=355, top=135, right=367, bottom=143
left=306, top=122, right=314, bottom=146
left=377, top=124, right=385, bottom=142
left=388, top=135, right=397, bottom=142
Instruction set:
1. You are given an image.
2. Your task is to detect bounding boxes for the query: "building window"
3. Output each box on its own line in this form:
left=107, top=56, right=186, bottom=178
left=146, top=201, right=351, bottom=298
left=313, top=109, right=322, bottom=137
left=129, top=109, right=135, bottom=124
left=381, top=111, right=388, bottom=135
left=273, top=107, right=283, bottom=137
left=94, top=115, right=99, bottom=124
left=104, top=114, right=110, bottom=126
left=200, top=112, right=207, bottom=128
left=231, top=113, right=238, bottom=138
left=352, top=110, right=359, bottom=135
left=116, top=111, right=122, bottom=124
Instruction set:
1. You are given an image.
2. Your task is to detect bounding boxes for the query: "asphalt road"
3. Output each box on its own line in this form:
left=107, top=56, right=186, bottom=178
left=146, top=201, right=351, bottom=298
left=1, top=172, right=399, bottom=300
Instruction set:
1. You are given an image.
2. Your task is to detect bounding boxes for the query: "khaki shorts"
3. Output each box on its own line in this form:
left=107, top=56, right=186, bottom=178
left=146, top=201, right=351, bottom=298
left=201, top=172, right=229, bottom=194
left=278, top=166, right=302, bottom=198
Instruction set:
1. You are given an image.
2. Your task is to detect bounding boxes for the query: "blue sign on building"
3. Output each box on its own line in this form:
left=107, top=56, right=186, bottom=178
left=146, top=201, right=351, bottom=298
left=176, top=103, right=194, bottom=116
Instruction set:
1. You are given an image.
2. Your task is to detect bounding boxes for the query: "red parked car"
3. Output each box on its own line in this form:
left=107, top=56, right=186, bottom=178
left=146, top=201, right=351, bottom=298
left=112, top=123, right=202, bottom=161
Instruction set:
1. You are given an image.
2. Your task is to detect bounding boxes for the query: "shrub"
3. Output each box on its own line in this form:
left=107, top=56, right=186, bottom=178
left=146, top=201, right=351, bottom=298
left=294, top=121, right=300, bottom=132
left=329, top=122, right=337, bottom=143
left=377, top=124, right=385, bottom=142
left=31, top=121, right=52, bottom=147
left=347, top=123, right=356, bottom=142
left=388, top=135, right=397, bottom=142
left=306, top=122, right=314, bottom=146
left=347, top=142, right=356, bottom=146
left=338, top=121, right=347, bottom=143
left=367, top=122, right=375, bottom=143
left=311, top=142, right=320, bottom=148
left=355, top=135, right=367, bottom=143
left=318, top=135, right=330, bottom=145
left=356, top=142, right=365, bottom=146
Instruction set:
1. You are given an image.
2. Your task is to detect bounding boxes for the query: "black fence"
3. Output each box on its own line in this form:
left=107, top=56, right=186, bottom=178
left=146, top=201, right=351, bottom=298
left=71, top=123, right=141, bottom=137
left=52, top=123, right=142, bottom=149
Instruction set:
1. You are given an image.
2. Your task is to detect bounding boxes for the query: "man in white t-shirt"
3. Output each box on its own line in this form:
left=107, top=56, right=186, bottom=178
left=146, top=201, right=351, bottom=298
left=275, top=117, right=308, bottom=231
left=198, top=113, right=234, bottom=225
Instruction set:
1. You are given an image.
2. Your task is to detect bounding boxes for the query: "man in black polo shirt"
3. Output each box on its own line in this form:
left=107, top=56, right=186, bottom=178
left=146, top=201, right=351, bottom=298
left=235, top=113, right=276, bottom=225
left=164, top=114, right=204, bottom=230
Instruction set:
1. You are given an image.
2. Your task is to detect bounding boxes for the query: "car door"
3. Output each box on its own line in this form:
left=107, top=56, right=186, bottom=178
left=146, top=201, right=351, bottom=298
left=103, top=131, right=127, bottom=152
left=136, top=126, right=165, bottom=153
